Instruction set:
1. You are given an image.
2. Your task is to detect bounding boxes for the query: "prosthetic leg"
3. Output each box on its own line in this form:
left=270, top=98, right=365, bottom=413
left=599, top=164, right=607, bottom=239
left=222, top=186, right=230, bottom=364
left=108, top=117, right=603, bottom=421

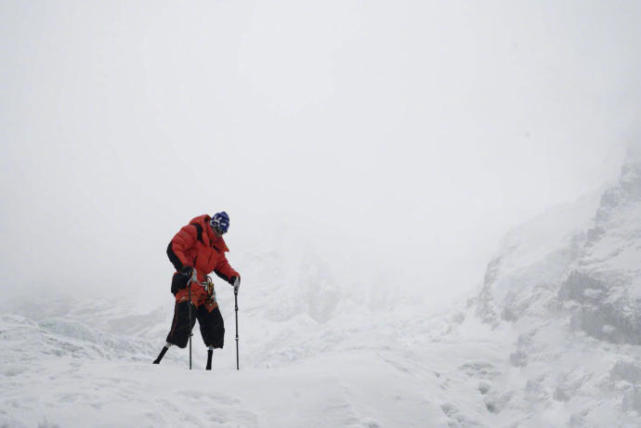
left=206, top=346, right=214, bottom=370
left=153, top=342, right=172, bottom=364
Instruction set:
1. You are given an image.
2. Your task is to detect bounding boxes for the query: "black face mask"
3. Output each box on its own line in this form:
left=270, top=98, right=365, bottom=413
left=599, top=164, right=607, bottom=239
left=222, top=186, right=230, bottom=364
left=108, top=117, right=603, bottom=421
left=211, top=223, right=227, bottom=235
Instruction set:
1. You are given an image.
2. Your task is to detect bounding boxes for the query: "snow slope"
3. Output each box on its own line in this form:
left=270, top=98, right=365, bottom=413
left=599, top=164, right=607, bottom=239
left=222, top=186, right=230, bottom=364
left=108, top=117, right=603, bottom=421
left=2, top=155, right=641, bottom=427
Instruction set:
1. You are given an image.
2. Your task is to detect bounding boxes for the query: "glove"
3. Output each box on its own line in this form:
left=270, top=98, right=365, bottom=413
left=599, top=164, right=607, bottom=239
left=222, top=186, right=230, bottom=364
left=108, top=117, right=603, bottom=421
left=180, top=266, right=194, bottom=278
left=230, top=275, right=241, bottom=293
left=171, top=266, right=194, bottom=295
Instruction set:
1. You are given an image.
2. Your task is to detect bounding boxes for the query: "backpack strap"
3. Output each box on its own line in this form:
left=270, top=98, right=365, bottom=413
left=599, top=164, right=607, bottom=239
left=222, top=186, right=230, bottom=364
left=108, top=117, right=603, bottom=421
left=190, top=222, right=204, bottom=244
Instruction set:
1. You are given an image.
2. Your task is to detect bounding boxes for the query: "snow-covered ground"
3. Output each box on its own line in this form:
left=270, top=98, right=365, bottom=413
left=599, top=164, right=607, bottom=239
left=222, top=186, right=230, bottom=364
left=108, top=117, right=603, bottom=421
left=0, top=292, right=482, bottom=427
left=3, top=155, right=641, bottom=427
left=0, top=293, right=517, bottom=427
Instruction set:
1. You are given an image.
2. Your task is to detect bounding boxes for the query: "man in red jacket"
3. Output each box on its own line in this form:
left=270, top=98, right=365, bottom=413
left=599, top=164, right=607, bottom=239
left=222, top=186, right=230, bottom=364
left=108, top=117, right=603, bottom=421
left=153, top=211, right=241, bottom=370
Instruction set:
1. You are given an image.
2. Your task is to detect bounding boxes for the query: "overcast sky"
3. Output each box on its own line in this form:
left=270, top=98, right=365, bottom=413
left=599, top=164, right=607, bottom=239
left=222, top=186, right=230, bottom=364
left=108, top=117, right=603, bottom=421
left=1, top=1, right=639, bottom=305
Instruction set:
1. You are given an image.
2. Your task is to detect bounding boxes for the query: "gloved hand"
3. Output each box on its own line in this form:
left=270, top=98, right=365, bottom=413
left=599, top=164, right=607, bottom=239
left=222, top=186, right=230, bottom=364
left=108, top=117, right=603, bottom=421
left=171, top=266, right=194, bottom=295
left=180, top=266, right=194, bottom=278
left=230, top=275, right=241, bottom=293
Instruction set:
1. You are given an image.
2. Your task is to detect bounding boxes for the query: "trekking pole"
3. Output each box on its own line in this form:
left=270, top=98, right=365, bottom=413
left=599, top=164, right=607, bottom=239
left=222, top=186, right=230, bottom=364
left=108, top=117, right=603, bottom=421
left=188, top=269, right=196, bottom=370
left=234, top=288, right=239, bottom=370
left=189, top=284, right=192, bottom=370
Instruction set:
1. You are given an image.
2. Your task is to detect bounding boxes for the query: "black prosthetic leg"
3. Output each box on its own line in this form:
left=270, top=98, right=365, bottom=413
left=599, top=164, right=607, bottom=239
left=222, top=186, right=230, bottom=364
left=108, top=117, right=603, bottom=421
left=206, top=347, right=213, bottom=370
left=153, top=343, right=171, bottom=364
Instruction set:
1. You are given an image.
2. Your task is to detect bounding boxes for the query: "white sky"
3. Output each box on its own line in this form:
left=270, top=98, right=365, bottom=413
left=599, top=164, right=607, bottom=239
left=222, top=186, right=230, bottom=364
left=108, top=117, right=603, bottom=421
left=1, top=1, right=639, bottom=304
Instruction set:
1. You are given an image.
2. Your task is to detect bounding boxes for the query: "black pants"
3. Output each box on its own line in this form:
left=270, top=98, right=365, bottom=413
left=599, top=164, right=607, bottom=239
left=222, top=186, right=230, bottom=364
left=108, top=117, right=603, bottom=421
left=166, top=302, right=225, bottom=349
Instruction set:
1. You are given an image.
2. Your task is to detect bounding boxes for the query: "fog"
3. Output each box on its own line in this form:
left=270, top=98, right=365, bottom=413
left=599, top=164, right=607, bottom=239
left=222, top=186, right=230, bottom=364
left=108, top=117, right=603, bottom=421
left=1, top=1, right=639, bottom=307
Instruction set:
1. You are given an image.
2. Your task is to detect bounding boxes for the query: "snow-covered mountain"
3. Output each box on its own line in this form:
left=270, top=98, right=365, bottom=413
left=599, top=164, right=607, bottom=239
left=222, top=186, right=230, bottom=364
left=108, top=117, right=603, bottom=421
left=468, top=153, right=641, bottom=426
left=2, top=154, right=641, bottom=427
left=477, top=155, right=641, bottom=342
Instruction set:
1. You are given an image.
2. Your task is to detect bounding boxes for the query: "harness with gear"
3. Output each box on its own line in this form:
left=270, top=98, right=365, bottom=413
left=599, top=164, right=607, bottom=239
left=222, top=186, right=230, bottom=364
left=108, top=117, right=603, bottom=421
left=200, top=275, right=217, bottom=305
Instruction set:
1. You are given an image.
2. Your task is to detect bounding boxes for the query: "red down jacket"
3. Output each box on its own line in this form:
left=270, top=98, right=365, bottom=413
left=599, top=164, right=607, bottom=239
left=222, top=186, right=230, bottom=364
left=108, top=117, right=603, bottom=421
left=167, top=214, right=239, bottom=286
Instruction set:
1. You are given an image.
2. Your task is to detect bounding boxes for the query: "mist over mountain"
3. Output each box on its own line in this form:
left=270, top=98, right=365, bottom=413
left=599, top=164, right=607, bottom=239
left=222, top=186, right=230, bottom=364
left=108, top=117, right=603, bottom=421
left=2, top=1, right=641, bottom=426
left=1, top=149, right=640, bottom=427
